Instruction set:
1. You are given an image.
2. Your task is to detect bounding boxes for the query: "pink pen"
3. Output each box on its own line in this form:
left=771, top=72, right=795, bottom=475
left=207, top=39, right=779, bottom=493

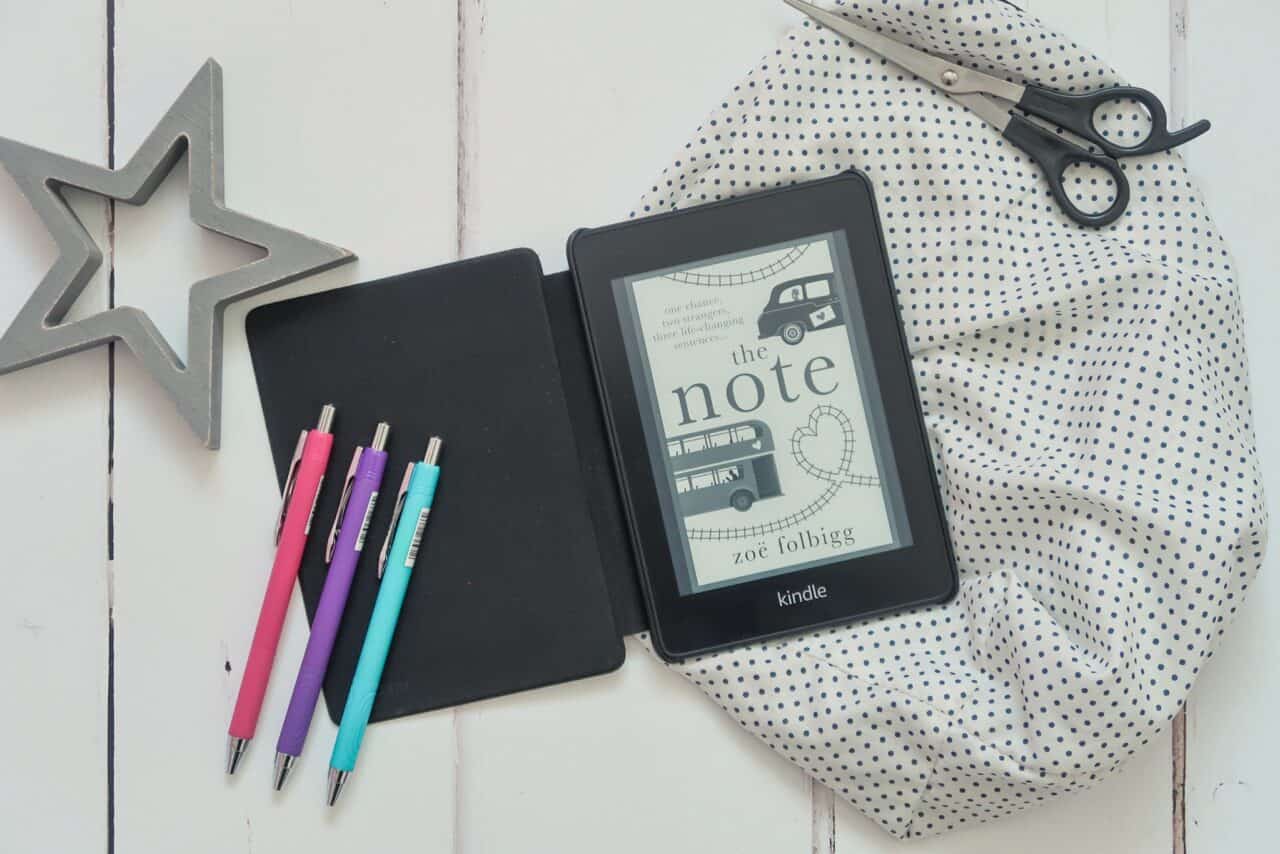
left=226, top=403, right=336, bottom=775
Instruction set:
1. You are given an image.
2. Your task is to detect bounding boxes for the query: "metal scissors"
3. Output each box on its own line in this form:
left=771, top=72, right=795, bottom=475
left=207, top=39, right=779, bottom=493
left=783, top=0, right=1210, bottom=227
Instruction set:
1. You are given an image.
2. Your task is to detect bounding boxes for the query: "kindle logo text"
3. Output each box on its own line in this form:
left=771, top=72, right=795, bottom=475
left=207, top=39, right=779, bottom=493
left=776, top=583, right=829, bottom=608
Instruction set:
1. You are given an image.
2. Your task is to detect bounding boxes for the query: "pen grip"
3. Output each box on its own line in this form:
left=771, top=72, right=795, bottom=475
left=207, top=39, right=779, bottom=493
left=331, top=464, right=438, bottom=771
left=277, top=449, right=387, bottom=757
left=330, top=552, right=413, bottom=771
left=229, top=430, right=333, bottom=740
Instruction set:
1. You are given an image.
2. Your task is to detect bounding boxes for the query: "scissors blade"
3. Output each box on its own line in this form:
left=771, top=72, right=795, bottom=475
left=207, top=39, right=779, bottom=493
left=951, top=92, right=1013, bottom=132
left=783, top=0, right=1024, bottom=103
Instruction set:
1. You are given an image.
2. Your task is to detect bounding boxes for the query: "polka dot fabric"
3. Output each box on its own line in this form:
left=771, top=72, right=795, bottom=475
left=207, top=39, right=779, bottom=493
left=630, top=0, right=1267, bottom=839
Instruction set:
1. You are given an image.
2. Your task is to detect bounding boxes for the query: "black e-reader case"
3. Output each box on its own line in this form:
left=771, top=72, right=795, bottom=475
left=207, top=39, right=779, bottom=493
left=248, top=252, right=645, bottom=723
left=246, top=172, right=954, bottom=723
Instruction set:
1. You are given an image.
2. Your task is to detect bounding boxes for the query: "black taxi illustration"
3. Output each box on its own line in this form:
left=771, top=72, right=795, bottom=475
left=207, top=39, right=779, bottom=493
left=756, top=274, right=843, bottom=345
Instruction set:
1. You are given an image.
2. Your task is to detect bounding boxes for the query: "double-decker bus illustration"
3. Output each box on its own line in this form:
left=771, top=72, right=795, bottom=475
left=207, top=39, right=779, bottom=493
left=667, top=420, right=783, bottom=516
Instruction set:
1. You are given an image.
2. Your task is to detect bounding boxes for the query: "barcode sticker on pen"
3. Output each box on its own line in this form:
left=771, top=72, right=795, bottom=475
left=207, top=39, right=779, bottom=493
left=405, top=507, right=431, bottom=567
left=354, top=491, right=378, bottom=552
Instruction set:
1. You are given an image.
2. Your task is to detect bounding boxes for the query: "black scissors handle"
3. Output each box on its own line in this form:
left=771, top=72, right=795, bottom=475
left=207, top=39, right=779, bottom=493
left=1003, top=114, right=1130, bottom=227
left=1016, top=84, right=1211, bottom=158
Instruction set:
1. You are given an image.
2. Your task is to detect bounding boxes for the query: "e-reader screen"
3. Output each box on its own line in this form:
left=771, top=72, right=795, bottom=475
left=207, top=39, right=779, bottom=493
left=614, top=232, right=912, bottom=595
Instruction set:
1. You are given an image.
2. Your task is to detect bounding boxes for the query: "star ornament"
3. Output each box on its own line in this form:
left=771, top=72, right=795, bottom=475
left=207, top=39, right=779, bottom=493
left=0, top=59, right=355, bottom=448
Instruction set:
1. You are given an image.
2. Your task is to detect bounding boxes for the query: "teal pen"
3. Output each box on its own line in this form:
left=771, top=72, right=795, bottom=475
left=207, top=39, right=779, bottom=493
left=327, top=436, right=443, bottom=806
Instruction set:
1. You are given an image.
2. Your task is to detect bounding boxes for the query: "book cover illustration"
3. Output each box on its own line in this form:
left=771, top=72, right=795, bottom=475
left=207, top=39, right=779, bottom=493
left=615, top=233, right=912, bottom=593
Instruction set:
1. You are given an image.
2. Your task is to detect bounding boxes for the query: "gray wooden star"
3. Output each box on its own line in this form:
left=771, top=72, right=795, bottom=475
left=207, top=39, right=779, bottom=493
left=0, top=58, right=355, bottom=448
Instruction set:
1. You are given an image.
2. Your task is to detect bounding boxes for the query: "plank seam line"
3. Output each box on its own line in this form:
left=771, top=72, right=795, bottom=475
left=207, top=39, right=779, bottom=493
left=452, top=2, right=478, bottom=851
left=104, top=1, right=118, bottom=853
left=455, top=0, right=473, bottom=259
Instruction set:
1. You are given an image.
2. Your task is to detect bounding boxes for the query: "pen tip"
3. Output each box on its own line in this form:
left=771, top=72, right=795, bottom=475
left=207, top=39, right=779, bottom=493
left=327, top=768, right=350, bottom=807
left=225, top=736, right=250, bottom=775
left=273, top=752, right=296, bottom=791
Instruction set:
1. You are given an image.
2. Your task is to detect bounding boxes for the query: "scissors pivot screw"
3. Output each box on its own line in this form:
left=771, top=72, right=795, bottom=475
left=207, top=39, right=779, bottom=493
left=941, top=69, right=959, bottom=86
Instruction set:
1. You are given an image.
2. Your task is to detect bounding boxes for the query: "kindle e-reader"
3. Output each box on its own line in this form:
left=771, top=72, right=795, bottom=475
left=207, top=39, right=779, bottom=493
left=569, top=172, right=957, bottom=661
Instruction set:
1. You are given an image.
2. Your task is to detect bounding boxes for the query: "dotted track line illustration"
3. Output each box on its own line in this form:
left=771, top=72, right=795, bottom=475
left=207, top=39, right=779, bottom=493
left=663, top=243, right=809, bottom=286
left=686, top=405, right=881, bottom=542
left=790, top=405, right=881, bottom=489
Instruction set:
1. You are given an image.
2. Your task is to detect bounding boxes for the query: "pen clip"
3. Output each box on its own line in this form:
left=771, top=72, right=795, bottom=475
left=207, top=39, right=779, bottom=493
left=324, top=447, right=364, bottom=563
left=377, top=462, right=414, bottom=579
left=274, top=429, right=308, bottom=544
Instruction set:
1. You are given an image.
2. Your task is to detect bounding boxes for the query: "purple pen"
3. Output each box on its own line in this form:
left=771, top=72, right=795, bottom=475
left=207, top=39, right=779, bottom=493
left=273, top=422, right=391, bottom=790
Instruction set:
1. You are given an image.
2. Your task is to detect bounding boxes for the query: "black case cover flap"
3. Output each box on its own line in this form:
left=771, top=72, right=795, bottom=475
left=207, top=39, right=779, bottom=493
left=246, top=249, right=640, bottom=722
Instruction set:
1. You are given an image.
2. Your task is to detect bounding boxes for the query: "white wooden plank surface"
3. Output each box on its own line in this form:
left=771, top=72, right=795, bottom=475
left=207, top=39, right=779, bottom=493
left=0, top=3, right=110, bottom=851
left=107, top=1, right=459, bottom=850
left=456, top=4, right=811, bottom=853
left=1, top=0, right=1274, bottom=851
left=458, top=0, right=796, bottom=264
left=1182, top=1, right=1279, bottom=851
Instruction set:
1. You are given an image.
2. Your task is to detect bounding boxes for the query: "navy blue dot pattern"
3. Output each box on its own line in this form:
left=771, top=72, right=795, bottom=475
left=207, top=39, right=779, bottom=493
left=631, top=0, right=1266, bottom=839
